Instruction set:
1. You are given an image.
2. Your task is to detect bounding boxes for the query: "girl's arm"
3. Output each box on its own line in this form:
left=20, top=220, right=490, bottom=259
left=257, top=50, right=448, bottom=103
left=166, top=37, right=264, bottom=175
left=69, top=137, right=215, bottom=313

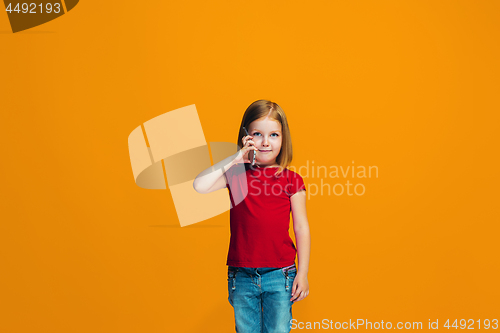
left=290, top=190, right=310, bottom=302
left=193, top=135, right=258, bottom=194
left=193, top=152, right=238, bottom=194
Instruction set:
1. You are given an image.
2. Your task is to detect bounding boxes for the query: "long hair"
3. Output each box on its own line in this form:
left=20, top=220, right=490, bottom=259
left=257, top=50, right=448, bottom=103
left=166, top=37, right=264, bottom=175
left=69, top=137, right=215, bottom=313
left=237, top=100, right=293, bottom=177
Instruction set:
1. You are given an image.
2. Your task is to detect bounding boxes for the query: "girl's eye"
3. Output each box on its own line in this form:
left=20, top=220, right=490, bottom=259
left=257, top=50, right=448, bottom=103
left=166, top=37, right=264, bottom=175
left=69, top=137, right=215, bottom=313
left=252, top=132, right=279, bottom=137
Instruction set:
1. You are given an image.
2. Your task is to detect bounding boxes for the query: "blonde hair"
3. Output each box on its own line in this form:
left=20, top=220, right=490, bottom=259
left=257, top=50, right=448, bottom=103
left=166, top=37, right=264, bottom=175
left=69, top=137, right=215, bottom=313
left=237, top=100, right=293, bottom=177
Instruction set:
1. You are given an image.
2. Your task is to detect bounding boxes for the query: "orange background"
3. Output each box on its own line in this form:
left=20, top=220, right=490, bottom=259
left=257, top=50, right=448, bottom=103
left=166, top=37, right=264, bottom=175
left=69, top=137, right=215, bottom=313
left=1, top=1, right=499, bottom=332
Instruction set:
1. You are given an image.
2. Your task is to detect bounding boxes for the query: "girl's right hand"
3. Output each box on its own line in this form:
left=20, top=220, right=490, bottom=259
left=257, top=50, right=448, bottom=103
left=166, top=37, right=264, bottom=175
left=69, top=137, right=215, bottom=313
left=233, top=135, right=258, bottom=164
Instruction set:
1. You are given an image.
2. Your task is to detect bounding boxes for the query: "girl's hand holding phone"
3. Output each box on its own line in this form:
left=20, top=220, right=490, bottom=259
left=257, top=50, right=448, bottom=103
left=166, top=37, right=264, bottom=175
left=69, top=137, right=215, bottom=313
left=234, top=135, right=258, bottom=164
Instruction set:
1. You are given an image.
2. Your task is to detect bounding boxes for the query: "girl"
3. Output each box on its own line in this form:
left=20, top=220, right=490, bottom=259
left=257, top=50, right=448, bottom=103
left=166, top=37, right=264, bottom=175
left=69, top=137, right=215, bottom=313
left=193, top=100, right=310, bottom=333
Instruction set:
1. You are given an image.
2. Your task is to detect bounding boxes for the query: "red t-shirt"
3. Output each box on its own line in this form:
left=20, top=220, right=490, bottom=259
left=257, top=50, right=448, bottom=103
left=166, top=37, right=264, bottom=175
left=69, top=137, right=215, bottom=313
left=224, top=163, right=306, bottom=268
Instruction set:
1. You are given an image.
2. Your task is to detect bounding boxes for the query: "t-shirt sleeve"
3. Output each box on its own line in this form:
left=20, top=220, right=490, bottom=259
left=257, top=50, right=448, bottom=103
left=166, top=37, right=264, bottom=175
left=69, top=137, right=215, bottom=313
left=286, top=171, right=306, bottom=197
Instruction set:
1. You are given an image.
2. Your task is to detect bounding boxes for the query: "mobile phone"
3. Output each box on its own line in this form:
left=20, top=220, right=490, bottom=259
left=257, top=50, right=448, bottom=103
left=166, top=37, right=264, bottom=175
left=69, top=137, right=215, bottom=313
left=242, top=126, right=256, bottom=166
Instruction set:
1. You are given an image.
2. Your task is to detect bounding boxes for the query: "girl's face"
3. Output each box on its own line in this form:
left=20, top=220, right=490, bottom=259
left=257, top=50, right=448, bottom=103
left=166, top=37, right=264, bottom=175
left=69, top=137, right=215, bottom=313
left=247, top=117, right=282, bottom=166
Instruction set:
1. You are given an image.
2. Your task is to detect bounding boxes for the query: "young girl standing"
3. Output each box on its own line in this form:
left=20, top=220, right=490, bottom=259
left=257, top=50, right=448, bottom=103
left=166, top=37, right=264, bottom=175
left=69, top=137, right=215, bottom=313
left=194, top=100, right=310, bottom=333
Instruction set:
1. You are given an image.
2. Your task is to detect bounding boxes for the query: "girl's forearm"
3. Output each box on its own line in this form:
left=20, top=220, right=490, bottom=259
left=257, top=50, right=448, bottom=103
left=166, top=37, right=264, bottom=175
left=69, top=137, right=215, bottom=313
left=295, top=226, right=311, bottom=276
left=193, top=152, right=238, bottom=193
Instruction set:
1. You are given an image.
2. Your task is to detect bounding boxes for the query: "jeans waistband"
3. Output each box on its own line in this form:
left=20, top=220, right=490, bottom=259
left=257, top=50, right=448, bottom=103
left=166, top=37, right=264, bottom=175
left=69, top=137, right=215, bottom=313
left=228, top=263, right=296, bottom=274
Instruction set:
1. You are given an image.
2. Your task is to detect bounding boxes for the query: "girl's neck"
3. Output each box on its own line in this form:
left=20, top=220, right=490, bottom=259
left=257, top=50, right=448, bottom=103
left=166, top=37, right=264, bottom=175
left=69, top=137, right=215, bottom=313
left=255, top=162, right=279, bottom=168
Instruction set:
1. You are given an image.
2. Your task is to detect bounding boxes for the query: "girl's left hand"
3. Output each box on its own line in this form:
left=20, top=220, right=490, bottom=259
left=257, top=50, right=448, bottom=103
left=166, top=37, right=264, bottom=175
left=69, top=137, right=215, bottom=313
left=290, top=273, right=309, bottom=303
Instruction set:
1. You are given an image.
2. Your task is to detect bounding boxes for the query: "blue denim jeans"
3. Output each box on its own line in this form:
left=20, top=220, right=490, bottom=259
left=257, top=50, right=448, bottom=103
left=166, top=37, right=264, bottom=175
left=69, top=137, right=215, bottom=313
left=227, top=264, right=297, bottom=333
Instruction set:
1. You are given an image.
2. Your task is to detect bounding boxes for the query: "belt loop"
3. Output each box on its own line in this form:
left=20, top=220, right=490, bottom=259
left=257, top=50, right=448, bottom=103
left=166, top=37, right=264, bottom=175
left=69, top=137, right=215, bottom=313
left=230, top=267, right=238, bottom=290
